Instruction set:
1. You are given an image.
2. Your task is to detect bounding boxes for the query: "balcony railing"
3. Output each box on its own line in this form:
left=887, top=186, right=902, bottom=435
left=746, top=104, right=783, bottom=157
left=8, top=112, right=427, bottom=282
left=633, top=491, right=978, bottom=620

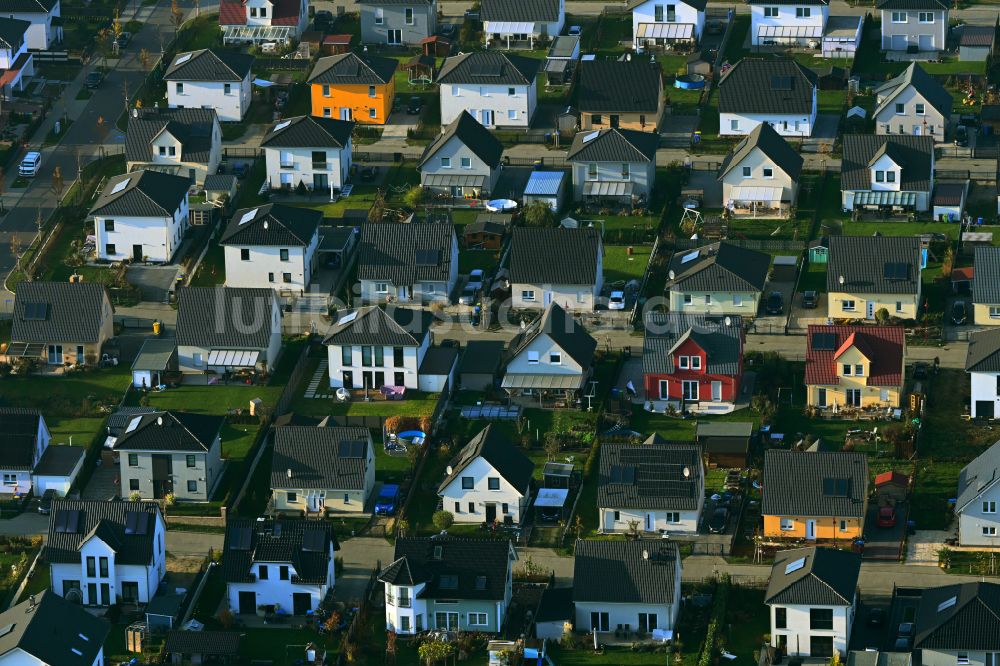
left=385, top=595, right=411, bottom=608
left=280, top=162, right=294, bottom=169
left=312, top=162, right=328, bottom=170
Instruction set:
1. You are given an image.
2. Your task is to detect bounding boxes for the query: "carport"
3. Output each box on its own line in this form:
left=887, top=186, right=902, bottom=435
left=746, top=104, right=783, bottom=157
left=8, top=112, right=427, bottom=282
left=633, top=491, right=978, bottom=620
left=772, top=255, right=798, bottom=282
left=534, top=488, right=569, bottom=523
left=131, top=338, right=177, bottom=389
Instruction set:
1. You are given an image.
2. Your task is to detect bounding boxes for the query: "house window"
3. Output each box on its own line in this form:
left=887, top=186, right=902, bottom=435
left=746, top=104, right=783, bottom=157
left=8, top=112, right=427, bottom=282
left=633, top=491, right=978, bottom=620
left=99, top=557, right=109, bottom=577
left=984, top=528, right=998, bottom=537
left=654, top=4, right=663, bottom=20
left=705, top=294, right=712, bottom=305
left=839, top=520, right=848, bottom=531
left=810, top=608, right=833, bottom=630
left=283, top=273, right=292, bottom=283
left=405, top=7, right=414, bottom=24
left=322, top=84, right=331, bottom=97
left=896, top=301, right=903, bottom=313
left=104, top=219, right=115, bottom=232
left=775, top=607, right=787, bottom=629
left=795, top=7, right=810, bottom=17
left=763, top=167, right=773, bottom=179
left=691, top=356, right=702, bottom=370
left=621, top=163, right=630, bottom=179
left=915, top=103, right=925, bottom=115
left=764, top=6, right=778, bottom=16
left=522, top=290, right=535, bottom=302
left=454, top=502, right=460, bottom=512
left=918, top=11, right=934, bottom=22
left=279, top=248, right=289, bottom=261
left=461, top=476, right=474, bottom=490
left=187, top=480, right=197, bottom=492
left=186, top=455, right=196, bottom=468
left=259, top=6, right=266, bottom=16
left=369, top=108, right=377, bottom=119
left=665, top=512, right=680, bottom=523
left=86, top=557, right=96, bottom=577
left=502, top=503, right=509, bottom=514
left=258, top=565, right=268, bottom=580
left=374, top=7, right=383, bottom=23
left=506, top=87, right=516, bottom=96
left=279, top=566, right=289, bottom=580
left=527, top=351, right=540, bottom=364
left=129, top=479, right=139, bottom=491
left=591, top=114, right=602, bottom=125
left=368, top=85, right=376, bottom=98
left=733, top=295, right=743, bottom=307
left=440, top=157, right=451, bottom=168
left=959, top=656, right=971, bottom=665
left=488, top=478, right=500, bottom=490
left=780, top=518, right=794, bottom=531
left=176, top=82, right=184, bottom=94
left=741, top=166, right=751, bottom=178
left=985, top=501, right=997, bottom=514
left=817, top=388, right=827, bottom=407
left=586, top=163, right=598, bottom=180
left=876, top=170, right=885, bottom=182
left=468, top=612, right=488, bottom=626
left=342, top=345, right=352, bottom=365
left=846, top=388, right=862, bottom=407
left=460, top=157, right=472, bottom=169
left=362, top=346, right=373, bottom=367
left=506, top=109, right=517, bottom=121
left=287, top=492, right=297, bottom=503
left=128, top=454, right=139, bottom=467
left=548, top=353, right=562, bottom=365
left=679, top=356, right=690, bottom=369
left=730, top=119, right=740, bottom=131
left=105, top=243, right=116, bottom=256
left=683, top=294, right=692, bottom=305
left=891, top=11, right=907, bottom=22
left=468, top=502, right=475, bottom=513
left=240, top=248, right=250, bottom=261
left=887, top=171, right=896, bottom=183
left=854, top=364, right=864, bottom=376
left=842, top=300, right=856, bottom=312
left=224, top=83, right=231, bottom=95
left=375, top=282, right=388, bottom=294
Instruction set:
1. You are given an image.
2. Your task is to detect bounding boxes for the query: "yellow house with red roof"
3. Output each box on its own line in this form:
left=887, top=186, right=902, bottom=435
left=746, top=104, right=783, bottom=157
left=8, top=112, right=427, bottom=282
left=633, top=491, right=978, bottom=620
left=804, top=325, right=906, bottom=410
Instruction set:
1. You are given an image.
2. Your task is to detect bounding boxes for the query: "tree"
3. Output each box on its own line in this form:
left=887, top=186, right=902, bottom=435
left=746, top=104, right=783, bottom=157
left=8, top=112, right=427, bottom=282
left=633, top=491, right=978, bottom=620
left=750, top=394, right=776, bottom=421
left=138, top=48, right=151, bottom=72
left=111, top=9, right=123, bottom=54
left=941, top=246, right=954, bottom=278
left=9, top=233, right=20, bottom=274
left=522, top=200, right=554, bottom=227
left=875, top=307, right=891, bottom=325
left=418, top=641, right=453, bottom=666
left=543, top=433, right=561, bottom=461
left=50, top=166, right=64, bottom=201
left=170, top=0, right=184, bottom=32
left=403, top=185, right=426, bottom=209
left=386, top=630, right=398, bottom=663
left=432, top=510, right=454, bottom=531
left=129, top=491, right=142, bottom=502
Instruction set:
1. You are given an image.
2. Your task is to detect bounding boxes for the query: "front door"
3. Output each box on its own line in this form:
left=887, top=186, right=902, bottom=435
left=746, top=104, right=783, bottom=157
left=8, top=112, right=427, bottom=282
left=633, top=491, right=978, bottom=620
left=806, top=519, right=817, bottom=540
left=47, top=345, right=62, bottom=365
left=132, top=244, right=143, bottom=262
left=76, top=345, right=85, bottom=364
left=866, top=301, right=875, bottom=320
left=682, top=380, right=699, bottom=402
left=293, top=592, right=312, bottom=615
left=313, top=173, right=329, bottom=191
left=398, top=285, right=410, bottom=301
left=387, top=29, right=402, bottom=45
left=485, top=503, right=497, bottom=523
left=645, top=512, right=655, bottom=531
left=238, top=591, right=256, bottom=614
left=100, top=583, right=110, bottom=606
left=610, top=115, right=620, bottom=128
left=340, top=108, right=353, bottom=121
left=817, top=388, right=827, bottom=408
left=394, top=371, right=405, bottom=386
left=87, top=583, right=97, bottom=606
left=481, top=109, right=494, bottom=127
left=342, top=370, right=354, bottom=389
left=658, top=380, right=669, bottom=400
left=711, top=381, right=722, bottom=402
left=913, top=124, right=922, bottom=136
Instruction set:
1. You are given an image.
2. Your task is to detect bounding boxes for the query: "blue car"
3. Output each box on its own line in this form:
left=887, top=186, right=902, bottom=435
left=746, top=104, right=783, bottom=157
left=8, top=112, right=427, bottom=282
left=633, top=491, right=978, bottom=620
left=374, top=484, right=401, bottom=516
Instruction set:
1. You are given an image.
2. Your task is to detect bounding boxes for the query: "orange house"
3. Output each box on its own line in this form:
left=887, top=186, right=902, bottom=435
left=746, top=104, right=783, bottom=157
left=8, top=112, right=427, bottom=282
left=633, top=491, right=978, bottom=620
left=308, top=52, right=398, bottom=125
left=762, top=449, right=869, bottom=542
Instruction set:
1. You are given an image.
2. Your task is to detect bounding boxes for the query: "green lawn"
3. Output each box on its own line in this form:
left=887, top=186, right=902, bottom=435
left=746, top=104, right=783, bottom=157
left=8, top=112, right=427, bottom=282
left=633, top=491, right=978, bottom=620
left=604, top=244, right=651, bottom=284
left=798, top=261, right=827, bottom=293
left=458, top=248, right=500, bottom=276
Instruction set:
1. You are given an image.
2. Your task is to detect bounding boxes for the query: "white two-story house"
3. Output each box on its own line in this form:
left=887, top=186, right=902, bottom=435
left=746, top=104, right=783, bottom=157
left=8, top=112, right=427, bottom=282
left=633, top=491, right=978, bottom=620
left=840, top=135, right=934, bottom=213
left=125, top=108, right=222, bottom=186
left=419, top=111, right=504, bottom=199
left=164, top=49, right=255, bottom=122
left=567, top=128, right=659, bottom=206
left=436, top=51, right=540, bottom=129
left=379, top=536, right=517, bottom=634
left=719, top=58, right=818, bottom=137
left=90, top=170, right=191, bottom=263
left=4, top=0, right=60, bottom=50
left=45, top=500, right=167, bottom=606
left=966, top=329, right=1000, bottom=420
left=955, top=439, right=1000, bottom=546
left=438, top=425, right=535, bottom=525
left=509, top=227, right=604, bottom=311
left=0, top=17, right=34, bottom=96
left=261, top=115, right=354, bottom=198
left=877, top=0, right=948, bottom=53
left=628, top=0, right=706, bottom=49
left=323, top=306, right=434, bottom=391
left=873, top=63, right=952, bottom=137
left=223, top=518, right=339, bottom=615
left=356, top=222, right=458, bottom=304
left=749, top=0, right=829, bottom=46
left=481, top=0, right=564, bottom=48
left=220, top=204, right=322, bottom=293
left=219, top=0, right=308, bottom=43
left=718, top=122, right=803, bottom=218
left=766, top=547, right=861, bottom=659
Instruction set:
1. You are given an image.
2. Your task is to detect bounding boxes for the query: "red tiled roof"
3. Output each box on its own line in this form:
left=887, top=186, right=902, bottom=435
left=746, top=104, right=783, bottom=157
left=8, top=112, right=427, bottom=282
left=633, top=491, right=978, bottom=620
left=805, top=324, right=905, bottom=387
left=0, top=52, right=31, bottom=88
left=952, top=266, right=974, bottom=283
left=271, top=0, right=301, bottom=25
left=324, top=34, right=352, bottom=44
left=219, top=0, right=247, bottom=25
left=875, top=470, right=908, bottom=487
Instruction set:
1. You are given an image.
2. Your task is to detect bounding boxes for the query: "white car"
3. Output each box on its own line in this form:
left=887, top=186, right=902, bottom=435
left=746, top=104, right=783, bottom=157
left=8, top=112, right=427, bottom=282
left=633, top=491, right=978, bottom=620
left=19, top=151, right=41, bottom=177
left=609, top=291, right=625, bottom=310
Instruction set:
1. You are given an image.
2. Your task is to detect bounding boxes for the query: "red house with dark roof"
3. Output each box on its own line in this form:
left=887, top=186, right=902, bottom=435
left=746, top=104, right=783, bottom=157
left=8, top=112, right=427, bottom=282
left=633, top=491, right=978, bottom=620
left=805, top=324, right=905, bottom=410
left=642, top=313, right=745, bottom=413
left=219, top=0, right=307, bottom=44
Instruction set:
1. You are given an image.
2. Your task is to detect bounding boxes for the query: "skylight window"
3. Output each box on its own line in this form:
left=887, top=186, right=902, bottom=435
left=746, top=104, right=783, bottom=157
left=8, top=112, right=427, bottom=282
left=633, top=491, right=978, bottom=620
left=273, top=120, right=292, bottom=132
left=680, top=250, right=700, bottom=264
left=937, top=596, right=957, bottom=612
left=72, top=648, right=83, bottom=656
left=238, top=208, right=259, bottom=225
left=582, top=131, right=599, bottom=143
left=125, top=416, right=142, bottom=433
left=337, top=311, right=359, bottom=326
left=110, top=178, right=130, bottom=195
left=174, top=52, right=193, bottom=65
left=784, top=557, right=806, bottom=574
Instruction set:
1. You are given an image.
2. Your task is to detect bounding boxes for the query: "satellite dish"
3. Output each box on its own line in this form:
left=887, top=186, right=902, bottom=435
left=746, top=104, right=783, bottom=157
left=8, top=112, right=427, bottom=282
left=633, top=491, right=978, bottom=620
left=683, top=467, right=690, bottom=478
left=335, top=388, right=350, bottom=402
left=839, top=275, right=845, bottom=285
left=263, top=220, right=269, bottom=230
left=156, top=416, right=163, bottom=426
left=724, top=316, right=732, bottom=327
left=668, top=270, right=675, bottom=280
left=642, top=549, right=649, bottom=560
left=132, top=108, right=138, bottom=118
left=286, top=468, right=292, bottom=478
left=446, top=465, right=453, bottom=475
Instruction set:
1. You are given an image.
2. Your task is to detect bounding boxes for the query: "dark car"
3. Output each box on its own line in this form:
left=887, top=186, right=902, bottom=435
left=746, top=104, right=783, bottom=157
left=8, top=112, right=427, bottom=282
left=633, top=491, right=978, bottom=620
left=708, top=507, right=729, bottom=533
left=374, top=484, right=401, bottom=516
left=802, top=290, right=818, bottom=309
left=313, top=9, right=333, bottom=31
left=765, top=291, right=784, bottom=315
left=406, top=96, right=422, bottom=115
left=458, top=284, right=480, bottom=306
left=37, top=489, right=56, bottom=515
left=85, top=71, right=103, bottom=89
left=952, top=300, right=968, bottom=325
left=867, top=607, right=886, bottom=627
left=359, top=166, right=377, bottom=182
left=959, top=113, right=979, bottom=128
left=439, top=22, right=457, bottom=38
left=912, top=361, right=929, bottom=380
left=954, top=125, right=969, bottom=147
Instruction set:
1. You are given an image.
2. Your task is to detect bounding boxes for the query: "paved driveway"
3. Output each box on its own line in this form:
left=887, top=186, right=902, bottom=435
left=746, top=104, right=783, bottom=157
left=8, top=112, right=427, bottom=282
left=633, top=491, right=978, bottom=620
left=906, top=529, right=951, bottom=566
left=336, top=536, right=395, bottom=604
left=862, top=502, right=907, bottom=561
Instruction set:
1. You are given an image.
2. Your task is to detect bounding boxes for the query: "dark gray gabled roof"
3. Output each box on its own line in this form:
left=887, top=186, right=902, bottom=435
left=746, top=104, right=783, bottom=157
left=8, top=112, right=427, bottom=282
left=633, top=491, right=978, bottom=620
left=876, top=0, right=947, bottom=8
left=220, top=204, right=322, bottom=247
left=164, top=631, right=242, bottom=656
left=966, top=329, right=1000, bottom=373
left=0, top=408, right=42, bottom=471
left=11, top=281, right=112, bottom=345
left=112, top=411, right=224, bottom=453
left=841, top=135, right=934, bottom=192
left=419, top=111, right=503, bottom=169
left=125, top=108, right=218, bottom=164
left=956, top=439, right=1000, bottom=512
left=665, top=241, right=771, bottom=293
left=762, top=450, right=869, bottom=518
left=0, top=592, right=110, bottom=665
left=598, top=437, right=703, bottom=510
left=272, top=425, right=372, bottom=491
left=718, top=58, right=817, bottom=115
left=89, top=170, right=190, bottom=218
left=164, top=48, right=255, bottom=82
left=0, top=0, right=56, bottom=12
left=573, top=539, right=679, bottom=605
left=973, top=246, right=1000, bottom=305
left=718, top=122, right=803, bottom=181
left=260, top=115, right=354, bottom=149
left=437, top=51, right=540, bottom=86
left=577, top=60, right=663, bottom=114
left=506, top=302, right=597, bottom=369
left=458, top=340, right=505, bottom=375
left=481, top=0, right=561, bottom=22
left=914, top=582, right=1000, bottom=651
left=874, top=63, right=953, bottom=119
left=221, top=518, right=339, bottom=584
left=825, top=236, right=922, bottom=295
left=32, top=445, right=84, bottom=477
left=322, top=306, right=432, bottom=347
left=567, top=128, right=659, bottom=163
left=642, top=312, right=744, bottom=376
left=379, top=536, right=515, bottom=600
left=45, top=499, right=161, bottom=565
left=438, top=425, right=535, bottom=493
left=307, top=52, right=398, bottom=85
left=509, top=227, right=601, bottom=286
left=765, top=547, right=861, bottom=606
left=356, top=222, right=455, bottom=285
left=0, top=16, right=29, bottom=50
left=175, top=287, right=277, bottom=349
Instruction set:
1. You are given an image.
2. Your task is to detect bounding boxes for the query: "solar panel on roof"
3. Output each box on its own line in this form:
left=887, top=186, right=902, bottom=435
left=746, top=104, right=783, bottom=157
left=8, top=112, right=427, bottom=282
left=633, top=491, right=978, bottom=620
left=811, top=332, right=836, bottom=351
left=415, top=249, right=439, bottom=265
left=302, top=528, right=325, bottom=552
left=822, top=477, right=850, bottom=497
left=125, top=511, right=148, bottom=535
left=610, top=465, right=636, bottom=484
left=471, top=61, right=503, bottom=77
left=475, top=575, right=487, bottom=590
left=771, top=76, right=793, bottom=90
left=338, top=440, right=366, bottom=458
left=883, top=262, right=910, bottom=280
left=22, top=302, right=49, bottom=321
left=229, top=526, right=251, bottom=550
left=54, top=509, right=81, bottom=534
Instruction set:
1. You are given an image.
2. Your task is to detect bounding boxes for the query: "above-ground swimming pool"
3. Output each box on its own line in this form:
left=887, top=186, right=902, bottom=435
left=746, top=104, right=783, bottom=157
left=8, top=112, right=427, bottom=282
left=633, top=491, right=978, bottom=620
left=675, top=74, right=706, bottom=90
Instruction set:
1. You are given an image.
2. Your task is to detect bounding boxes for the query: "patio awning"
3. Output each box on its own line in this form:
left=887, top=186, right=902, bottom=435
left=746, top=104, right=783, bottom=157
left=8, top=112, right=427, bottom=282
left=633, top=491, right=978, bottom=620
left=502, top=373, right=585, bottom=390
left=2, top=342, right=44, bottom=358
left=485, top=21, right=536, bottom=34
left=757, top=25, right=822, bottom=39
left=222, top=24, right=293, bottom=43
left=637, top=23, right=695, bottom=40
left=207, top=350, right=261, bottom=367
left=423, top=173, right=486, bottom=188
left=582, top=180, right=634, bottom=197
left=729, top=186, right=783, bottom=202
left=854, top=190, right=918, bottom=206
left=534, top=488, right=569, bottom=508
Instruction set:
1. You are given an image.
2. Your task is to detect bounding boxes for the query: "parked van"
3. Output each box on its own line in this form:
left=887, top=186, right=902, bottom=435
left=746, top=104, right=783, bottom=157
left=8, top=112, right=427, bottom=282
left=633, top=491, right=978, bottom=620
left=19, top=151, right=41, bottom=177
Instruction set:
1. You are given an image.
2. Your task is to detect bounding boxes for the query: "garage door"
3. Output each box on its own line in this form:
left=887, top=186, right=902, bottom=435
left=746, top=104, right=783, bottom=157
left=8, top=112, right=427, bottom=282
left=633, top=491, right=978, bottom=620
left=891, top=34, right=908, bottom=50
left=976, top=401, right=994, bottom=419
left=918, top=34, right=933, bottom=50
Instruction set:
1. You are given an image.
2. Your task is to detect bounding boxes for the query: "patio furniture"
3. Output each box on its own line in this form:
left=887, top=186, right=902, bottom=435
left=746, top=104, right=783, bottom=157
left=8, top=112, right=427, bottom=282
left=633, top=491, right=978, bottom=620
left=380, top=385, right=406, bottom=400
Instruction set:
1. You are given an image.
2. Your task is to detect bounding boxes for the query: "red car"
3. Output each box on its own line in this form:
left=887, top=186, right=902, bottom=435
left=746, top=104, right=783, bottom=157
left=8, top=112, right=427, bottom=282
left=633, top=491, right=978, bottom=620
left=877, top=506, right=897, bottom=528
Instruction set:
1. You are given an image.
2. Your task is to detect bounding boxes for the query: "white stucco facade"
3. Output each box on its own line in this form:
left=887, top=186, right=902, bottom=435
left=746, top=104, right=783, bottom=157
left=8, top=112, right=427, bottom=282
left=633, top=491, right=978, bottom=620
left=223, top=228, right=320, bottom=292
left=167, top=77, right=252, bottom=122
left=440, top=456, right=530, bottom=524
left=177, top=294, right=283, bottom=374
left=874, top=84, right=948, bottom=137
left=879, top=8, right=947, bottom=51
left=957, top=468, right=1000, bottom=547
left=769, top=601, right=855, bottom=658
left=631, top=0, right=705, bottom=48
left=128, top=120, right=222, bottom=186
left=326, top=335, right=429, bottom=390
left=94, top=199, right=190, bottom=264
left=438, top=81, right=537, bottom=129
left=227, top=547, right=335, bottom=615
left=720, top=105, right=817, bottom=137
left=0, top=414, right=48, bottom=495
left=749, top=1, right=828, bottom=46
left=263, top=142, right=352, bottom=194
left=11, top=1, right=60, bottom=50
left=970, top=371, right=1000, bottom=419
left=599, top=501, right=703, bottom=534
